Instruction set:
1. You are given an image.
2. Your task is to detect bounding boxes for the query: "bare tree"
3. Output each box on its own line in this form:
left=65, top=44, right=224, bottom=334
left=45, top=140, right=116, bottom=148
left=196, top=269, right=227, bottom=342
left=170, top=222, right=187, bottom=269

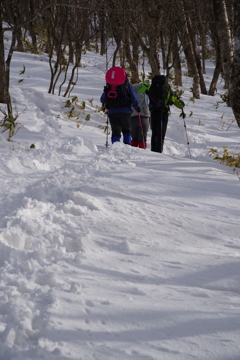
left=212, top=0, right=233, bottom=89
left=229, top=0, right=240, bottom=127
left=125, top=0, right=163, bottom=76
left=0, top=15, right=12, bottom=115
left=0, top=0, right=52, bottom=116
left=176, top=0, right=200, bottom=98
left=172, top=31, right=182, bottom=86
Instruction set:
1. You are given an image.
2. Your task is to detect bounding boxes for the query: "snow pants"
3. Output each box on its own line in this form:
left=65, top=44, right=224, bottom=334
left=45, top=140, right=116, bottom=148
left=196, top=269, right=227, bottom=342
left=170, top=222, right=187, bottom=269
left=109, top=113, right=132, bottom=144
left=130, top=116, right=149, bottom=147
left=150, top=110, right=168, bottom=153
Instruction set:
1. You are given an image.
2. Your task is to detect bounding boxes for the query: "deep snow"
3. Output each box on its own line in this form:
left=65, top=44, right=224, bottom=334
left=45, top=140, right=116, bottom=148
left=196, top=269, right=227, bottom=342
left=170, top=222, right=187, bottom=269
left=0, top=38, right=240, bottom=360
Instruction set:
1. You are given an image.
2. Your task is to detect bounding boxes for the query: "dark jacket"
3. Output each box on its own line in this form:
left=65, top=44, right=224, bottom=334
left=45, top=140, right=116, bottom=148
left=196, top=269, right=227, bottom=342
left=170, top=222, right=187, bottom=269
left=148, top=87, right=184, bottom=114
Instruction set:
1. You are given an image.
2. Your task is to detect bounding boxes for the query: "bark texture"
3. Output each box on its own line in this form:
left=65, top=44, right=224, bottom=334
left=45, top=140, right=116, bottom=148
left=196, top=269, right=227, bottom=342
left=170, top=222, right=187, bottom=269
left=229, top=0, right=240, bottom=127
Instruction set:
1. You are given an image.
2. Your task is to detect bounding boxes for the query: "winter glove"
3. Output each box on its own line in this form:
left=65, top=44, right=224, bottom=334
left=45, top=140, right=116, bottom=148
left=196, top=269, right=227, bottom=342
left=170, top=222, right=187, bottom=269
left=135, top=106, right=141, bottom=113
left=145, top=89, right=150, bottom=95
left=180, top=100, right=185, bottom=107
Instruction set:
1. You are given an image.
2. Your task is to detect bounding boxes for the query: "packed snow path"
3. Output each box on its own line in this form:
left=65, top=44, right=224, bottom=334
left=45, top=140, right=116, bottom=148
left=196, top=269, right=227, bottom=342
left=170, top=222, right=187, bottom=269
left=1, top=132, right=240, bottom=360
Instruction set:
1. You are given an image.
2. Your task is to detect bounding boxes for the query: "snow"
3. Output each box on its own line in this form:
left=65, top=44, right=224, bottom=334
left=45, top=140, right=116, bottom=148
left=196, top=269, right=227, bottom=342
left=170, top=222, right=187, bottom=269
left=0, top=39, right=240, bottom=360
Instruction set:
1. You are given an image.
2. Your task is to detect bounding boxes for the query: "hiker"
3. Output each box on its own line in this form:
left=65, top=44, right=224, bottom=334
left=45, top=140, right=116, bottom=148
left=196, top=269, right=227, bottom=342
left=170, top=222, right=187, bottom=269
left=147, top=75, right=185, bottom=153
left=130, top=83, right=150, bottom=149
left=101, top=66, right=140, bottom=145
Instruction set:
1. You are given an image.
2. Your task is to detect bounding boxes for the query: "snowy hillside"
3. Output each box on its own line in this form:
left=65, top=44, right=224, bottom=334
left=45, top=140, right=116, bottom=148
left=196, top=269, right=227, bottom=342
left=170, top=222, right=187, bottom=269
left=0, top=45, right=240, bottom=360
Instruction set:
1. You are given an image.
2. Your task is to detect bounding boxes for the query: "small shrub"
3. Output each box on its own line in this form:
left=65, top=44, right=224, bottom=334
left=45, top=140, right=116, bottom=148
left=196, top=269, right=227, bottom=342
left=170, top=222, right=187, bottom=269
left=80, top=100, right=85, bottom=110
left=0, top=110, right=23, bottom=141
left=71, top=96, right=78, bottom=104
left=99, top=124, right=110, bottom=135
left=220, top=92, right=229, bottom=105
left=173, top=86, right=184, bottom=98
left=214, top=92, right=230, bottom=108
left=76, top=114, right=91, bottom=129
left=19, top=65, right=26, bottom=75
left=88, top=97, right=94, bottom=106
left=18, top=65, right=26, bottom=83
left=179, top=110, right=186, bottom=119
left=167, top=72, right=174, bottom=82
left=65, top=107, right=80, bottom=120
left=65, top=99, right=72, bottom=108
left=146, top=72, right=152, bottom=80
left=208, top=146, right=240, bottom=178
left=219, top=114, right=235, bottom=131
left=64, top=97, right=90, bottom=128
left=64, top=96, right=79, bottom=108
left=204, top=42, right=216, bottom=60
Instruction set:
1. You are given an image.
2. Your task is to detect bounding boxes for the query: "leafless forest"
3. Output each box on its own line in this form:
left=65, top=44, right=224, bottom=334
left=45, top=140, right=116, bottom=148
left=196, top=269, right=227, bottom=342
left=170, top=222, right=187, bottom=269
left=0, top=0, right=240, bottom=126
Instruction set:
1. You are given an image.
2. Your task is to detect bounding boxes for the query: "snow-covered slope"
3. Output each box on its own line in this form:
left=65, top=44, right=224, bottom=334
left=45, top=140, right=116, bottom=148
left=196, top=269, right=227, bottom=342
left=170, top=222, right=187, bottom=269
left=0, top=46, right=240, bottom=360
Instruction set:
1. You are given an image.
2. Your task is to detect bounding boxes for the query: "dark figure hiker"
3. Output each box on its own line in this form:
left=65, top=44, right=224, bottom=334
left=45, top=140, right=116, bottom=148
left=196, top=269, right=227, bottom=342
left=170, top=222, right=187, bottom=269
left=130, top=82, right=150, bottom=149
left=147, top=75, right=185, bottom=153
left=101, top=66, right=140, bottom=145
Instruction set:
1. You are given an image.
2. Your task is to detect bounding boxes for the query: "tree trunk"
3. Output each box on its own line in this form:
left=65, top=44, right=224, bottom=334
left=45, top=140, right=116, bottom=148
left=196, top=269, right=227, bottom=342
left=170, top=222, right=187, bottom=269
left=126, top=0, right=161, bottom=76
left=200, top=30, right=206, bottom=74
left=69, top=41, right=74, bottom=63
left=192, top=43, right=207, bottom=94
left=160, top=31, right=166, bottom=71
left=131, top=32, right=140, bottom=79
left=177, top=0, right=200, bottom=98
left=172, top=32, right=182, bottom=86
left=165, top=37, right=173, bottom=77
left=16, top=26, right=24, bottom=52
left=185, top=2, right=207, bottom=94
left=0, top=24, right=9, bottom=105
left=212, top=0, right=233, bottom=89
left=229, top=0, right=240, bottom=127
left=112, top=47, right=119, bottom=68
left=129, top=25, right=160, bottom=76
left=100, top=8, right=106, bottom=56
left=0, top=19, right=13, bottom=116
left=209, top=43, right=222, bottom=96
left=28, top=0, right=38, bottom=53
left=124, top=27, right=140, bottom=83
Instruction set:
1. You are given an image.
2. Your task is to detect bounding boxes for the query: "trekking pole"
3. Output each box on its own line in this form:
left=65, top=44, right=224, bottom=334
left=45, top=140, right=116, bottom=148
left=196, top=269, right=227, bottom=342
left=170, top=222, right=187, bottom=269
left=160, top=111, right=163, bottom=153
left=181, top=109, right=191, bottom=159
left=138, top=112, right=146, bottom=149
left=105, top=115, right=110, bottom=147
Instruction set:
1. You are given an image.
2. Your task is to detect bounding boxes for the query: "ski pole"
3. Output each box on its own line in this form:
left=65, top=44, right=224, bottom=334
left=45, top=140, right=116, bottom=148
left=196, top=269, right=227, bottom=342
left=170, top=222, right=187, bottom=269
left=181, top=109, right=191, bottom=159
left=138, top=112, right=146, bottom=149
left=160, top=111, right=163, bottom=153
left=160, top=119, right=163, bottom=153
left=106, top=115, right=110, bottom=147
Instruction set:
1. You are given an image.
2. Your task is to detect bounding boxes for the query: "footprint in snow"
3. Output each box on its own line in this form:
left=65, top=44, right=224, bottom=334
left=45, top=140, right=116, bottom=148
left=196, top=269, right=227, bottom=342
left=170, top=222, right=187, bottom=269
left=101, top=300, right=111, bottom=305
left=190, top=291, right=211, bottom=298
left=85, top=300, right=94, bottom=307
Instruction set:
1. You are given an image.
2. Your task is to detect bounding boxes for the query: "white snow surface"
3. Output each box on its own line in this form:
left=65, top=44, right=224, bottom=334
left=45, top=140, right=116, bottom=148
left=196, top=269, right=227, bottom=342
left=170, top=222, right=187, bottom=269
left=0, top=42, right=240, bottom=360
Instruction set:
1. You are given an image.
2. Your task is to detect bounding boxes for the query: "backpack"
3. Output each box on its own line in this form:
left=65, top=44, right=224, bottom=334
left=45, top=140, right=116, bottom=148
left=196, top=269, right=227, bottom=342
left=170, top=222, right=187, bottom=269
left=149, top=75, right=169, bottom=103
left=104, top=66, right=131, bottom=109
left=104, top=80, right=131, bottom=109
left=131, top=83, right=150, bottom=117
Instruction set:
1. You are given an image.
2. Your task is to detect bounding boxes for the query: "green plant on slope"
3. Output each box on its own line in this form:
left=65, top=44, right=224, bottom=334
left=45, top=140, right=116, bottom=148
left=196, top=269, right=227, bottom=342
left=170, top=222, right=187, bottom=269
left=208, top=146, right=240, bottom=179
left=65, top=107, right=80, bottom=120
left=0, top=109, right=23, bottom=141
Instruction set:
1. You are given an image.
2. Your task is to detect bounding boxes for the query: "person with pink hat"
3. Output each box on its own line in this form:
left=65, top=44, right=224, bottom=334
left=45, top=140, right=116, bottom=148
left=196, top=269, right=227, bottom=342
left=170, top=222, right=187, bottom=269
left=101, top=67, right=140, bottom=145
